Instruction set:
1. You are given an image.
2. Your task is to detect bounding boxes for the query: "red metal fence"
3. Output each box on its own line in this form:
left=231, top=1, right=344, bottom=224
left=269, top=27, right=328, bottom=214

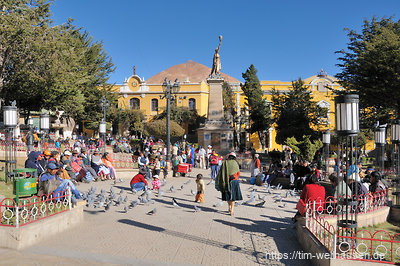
left=306, top=189, right=389, bottom=218
left=305, top=193, right=399, bottom=264
left=0, top=187, right=71, bottom=227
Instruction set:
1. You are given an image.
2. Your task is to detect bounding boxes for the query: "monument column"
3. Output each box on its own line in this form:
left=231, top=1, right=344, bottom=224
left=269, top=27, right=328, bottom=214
left=197, top=35, right=234, bottom=155
left=207, top=78, right=225, bottom=122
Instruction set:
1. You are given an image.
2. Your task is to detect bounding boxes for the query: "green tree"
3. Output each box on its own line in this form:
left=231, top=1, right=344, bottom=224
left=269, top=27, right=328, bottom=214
left=0, top=1, right=115, bottom=130
left=147, top=119, right=185, bottom=141
left=241, top=65, right=272, bottom=150
left=285, top=136, right=323, bottom=162
left=222, top=81, right=236, bottom=124
left=154, top=105, right=205, bottom=135
left=272, top=78, right=327, bottom=144
left=115, top=109, right=145, bottom=137
left=336, top=17, right=400, bottom=126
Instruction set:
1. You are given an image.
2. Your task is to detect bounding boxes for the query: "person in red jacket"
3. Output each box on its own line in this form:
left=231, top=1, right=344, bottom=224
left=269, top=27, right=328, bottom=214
left=292, top=174, right=325, bottom=222
left=130, top=168, right=148, bottom=191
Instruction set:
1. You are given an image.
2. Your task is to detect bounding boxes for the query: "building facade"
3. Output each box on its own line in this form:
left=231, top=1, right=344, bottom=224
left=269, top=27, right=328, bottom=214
left=113, top=62, right=365, bottom=151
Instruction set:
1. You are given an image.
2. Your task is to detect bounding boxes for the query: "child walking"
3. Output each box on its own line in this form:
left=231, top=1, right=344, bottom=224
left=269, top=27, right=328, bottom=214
left=195, top=174, right=205, bottom=203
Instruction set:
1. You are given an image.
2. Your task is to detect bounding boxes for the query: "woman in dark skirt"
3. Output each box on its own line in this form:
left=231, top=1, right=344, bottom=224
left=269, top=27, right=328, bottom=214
left=216, top=152, right=242, bottom=215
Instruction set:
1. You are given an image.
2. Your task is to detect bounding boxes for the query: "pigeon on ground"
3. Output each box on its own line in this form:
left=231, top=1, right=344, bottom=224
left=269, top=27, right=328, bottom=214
left=147, top=208, right=157, bottom=215
left=285, top=191, right=289, bottom=198
left=213, top=201, right=224, bottom=207
left=172, top=198, right=181, bottom=208
left=119, top=178, right=123, bottom=183
left=87, top=200, right=94, bottom=208
left=124, top=205, right=129, bottom=213
left=180, top=185, right=184, bottom=190
left=248, top=185, right=255, bottom=191
left=119, top=189, right=124, bottom=195
left=104, top=203, right=110, bottom=211
left=116, top=196, right=123, bottom=205
left=113, top=180, right=117, bottom=185
left=279, top=203, right=287, bottom=208
left=184, top=180, right=191, bottom=185
left=194, top=205, right=202, bottom=212
left=255, top=200, right=266, bottom=207
left=161, top=180, right=167, bottom=187
left=110, top=187, right=114, bottom=194
left=191, top=189, right=196, bottom=196
left=130, top=200, right=139, bottom=208
left=169, top=186, right=176, bottom=193
left=123, top=196, right=129, bottom=203
left=274, top=198, right=283, bottom=204
left=258, top=194, right=267, bottom=201
left=245, top=197, right=256, bottom=205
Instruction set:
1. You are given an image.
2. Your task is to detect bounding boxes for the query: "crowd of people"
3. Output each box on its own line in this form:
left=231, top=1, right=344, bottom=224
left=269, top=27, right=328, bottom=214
left=20, top=132, right=390, bottom=220
left=24, top=138, right=121, bottom=200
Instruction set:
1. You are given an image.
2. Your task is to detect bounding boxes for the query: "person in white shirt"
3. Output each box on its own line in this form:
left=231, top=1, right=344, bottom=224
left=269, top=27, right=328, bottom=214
left=198, top=146, right=206, bottom=169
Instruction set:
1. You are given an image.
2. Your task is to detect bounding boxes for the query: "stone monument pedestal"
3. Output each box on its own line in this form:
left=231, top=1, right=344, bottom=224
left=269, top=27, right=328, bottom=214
left=197, top=77, right=234, bottom=155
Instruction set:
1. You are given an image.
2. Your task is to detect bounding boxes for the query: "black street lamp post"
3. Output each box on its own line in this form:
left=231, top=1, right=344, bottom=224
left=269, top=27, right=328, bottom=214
left=162, top=78, right=180, bottom=164
left=3, top=102, right=18, bottom=183
left=99, top=96, right=110, bottom=153
left=374, top=123, right=386, bottom=173
left=334, top=94, right=360, bottom=249
left=391, top=120, right=400, bottom=207
left=40, top=112, right=50, bottom=151
left=322, top=130, right=331, bottom=180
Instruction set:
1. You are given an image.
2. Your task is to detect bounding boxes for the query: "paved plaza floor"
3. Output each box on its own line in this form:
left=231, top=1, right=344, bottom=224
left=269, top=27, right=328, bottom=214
left=0, top=167, right=309, bottom=266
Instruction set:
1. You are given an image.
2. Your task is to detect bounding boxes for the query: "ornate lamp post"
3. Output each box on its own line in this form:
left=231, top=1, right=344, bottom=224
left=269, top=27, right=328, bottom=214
left=27, top=116, right=33, bottom=129
left=162, top=77, right=180, bottom=164
left=99, top=96, right=110, bottom=153
left=322, top=130, right=331, bottom=180
left=99, top=121, right=106, bottom=153
left=391, top=120, right=400, bottom=207
left=374, top=123, right=386, bottom=173
left=40, top=112, right=49, bottom=151
left=3, top=102, right=18, bottom=183
left=334, top=94, right=360, bottom=248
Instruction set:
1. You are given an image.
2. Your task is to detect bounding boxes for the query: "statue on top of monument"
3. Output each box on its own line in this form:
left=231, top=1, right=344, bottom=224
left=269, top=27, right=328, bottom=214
left=210, top=35, right=222, bottom=77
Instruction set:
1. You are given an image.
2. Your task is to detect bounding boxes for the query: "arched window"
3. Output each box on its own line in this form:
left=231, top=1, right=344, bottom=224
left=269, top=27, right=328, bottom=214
left=151, top=99, right=158, bottom=112
left=188, top=98, right=196, bottom=110
left=130, top=98, right=140, bottom=110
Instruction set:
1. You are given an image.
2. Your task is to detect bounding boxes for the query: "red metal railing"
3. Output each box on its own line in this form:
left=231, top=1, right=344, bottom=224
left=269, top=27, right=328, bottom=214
left=0, top=187, right=71, bottom=227
left=306, top=189, right=389, bottom=218
left=305, top=196, right=400, bottom=264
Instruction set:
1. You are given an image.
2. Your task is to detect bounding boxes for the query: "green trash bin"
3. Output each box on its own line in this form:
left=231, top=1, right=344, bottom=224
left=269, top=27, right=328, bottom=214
left=13, top=168, right=38, bottom=203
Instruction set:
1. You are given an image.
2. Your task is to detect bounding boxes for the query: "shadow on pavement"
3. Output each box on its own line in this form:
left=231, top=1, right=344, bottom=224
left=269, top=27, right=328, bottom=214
left=152, top=196, right=217, bottom=213
left=213, top=216, right=309, bottom=265
left=118, top=219, right=263, bottom=263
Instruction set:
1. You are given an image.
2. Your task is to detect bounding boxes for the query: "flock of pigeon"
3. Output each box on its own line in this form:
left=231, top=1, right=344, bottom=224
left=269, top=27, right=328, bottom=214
left=79, top=178, right=299, bottom=216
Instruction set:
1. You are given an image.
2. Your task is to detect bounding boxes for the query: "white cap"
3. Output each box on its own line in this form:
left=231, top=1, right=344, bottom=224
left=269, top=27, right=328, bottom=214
left=64, top=150, right=72, bottom=156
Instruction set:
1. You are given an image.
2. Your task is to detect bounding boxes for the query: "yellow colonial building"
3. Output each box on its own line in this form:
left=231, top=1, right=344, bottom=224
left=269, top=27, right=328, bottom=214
left=113, top=61, right=373, bottom=151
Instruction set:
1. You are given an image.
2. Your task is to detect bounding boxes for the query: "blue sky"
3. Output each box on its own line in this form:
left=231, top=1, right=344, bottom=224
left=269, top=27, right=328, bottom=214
left=50, top=0, right=399, bottom=84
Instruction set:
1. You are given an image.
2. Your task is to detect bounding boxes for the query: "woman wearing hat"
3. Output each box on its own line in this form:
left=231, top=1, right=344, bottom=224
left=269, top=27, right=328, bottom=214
left=215, top=152, right=242, bottom=215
